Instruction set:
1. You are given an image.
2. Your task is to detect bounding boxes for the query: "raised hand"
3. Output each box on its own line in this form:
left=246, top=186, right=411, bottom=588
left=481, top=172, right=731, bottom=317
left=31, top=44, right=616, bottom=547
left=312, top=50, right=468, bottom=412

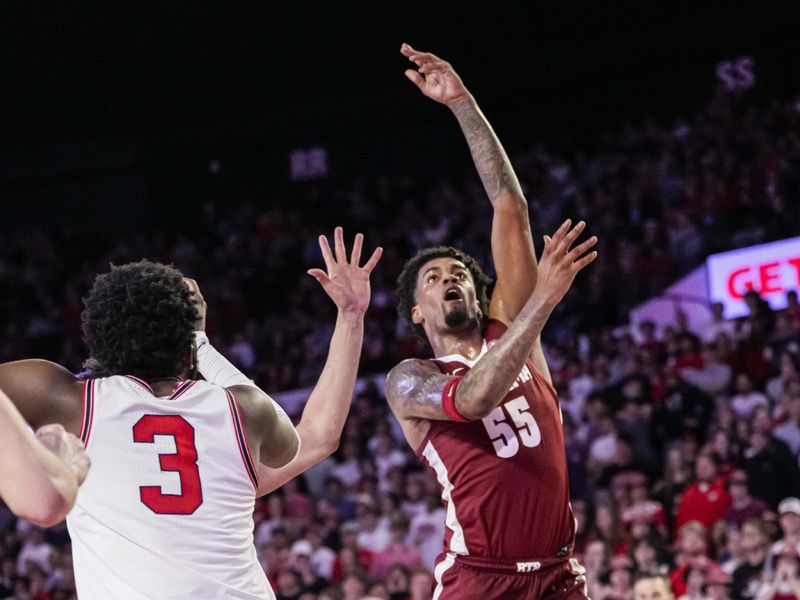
left=401, top=43, right=470, bottom=106
left=532, top=220, right=598, bottom=308
left=183, top=277, right=207, bottom=332
left=36, top=423, right=91, bottom=485
left=309, top=227, right=382, bottom=315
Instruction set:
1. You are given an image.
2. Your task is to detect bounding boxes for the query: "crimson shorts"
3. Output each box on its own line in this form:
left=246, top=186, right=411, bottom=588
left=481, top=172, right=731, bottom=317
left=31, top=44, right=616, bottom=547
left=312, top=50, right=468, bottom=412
left=432, top=552, right=589, bottom=599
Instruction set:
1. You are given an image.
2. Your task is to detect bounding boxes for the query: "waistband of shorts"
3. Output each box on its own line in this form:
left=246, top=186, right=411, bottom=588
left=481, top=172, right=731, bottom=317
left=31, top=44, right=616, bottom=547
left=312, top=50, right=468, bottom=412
left=453, top=553, right=571, bottom=573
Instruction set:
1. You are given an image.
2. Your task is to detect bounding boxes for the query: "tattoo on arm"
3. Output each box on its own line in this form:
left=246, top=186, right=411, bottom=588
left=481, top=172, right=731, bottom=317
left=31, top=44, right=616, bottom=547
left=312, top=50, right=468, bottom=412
left=450, top=97, right=523, bottom=202
left=386, top=359, right=451, bottom=421
left=388, top=296, right=553, bottom=422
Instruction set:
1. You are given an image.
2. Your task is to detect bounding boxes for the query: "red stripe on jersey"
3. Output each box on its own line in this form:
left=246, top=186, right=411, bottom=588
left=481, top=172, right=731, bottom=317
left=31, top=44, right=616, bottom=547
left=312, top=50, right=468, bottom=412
left=170, top=380, right=196, bottom=400
left=124, top=375, right=154, bottom=394
left=81, top=380, right=96, bottom=448
left=78, top=380, right=90, bottom=443
left=226, top=391, right=259, bottom=490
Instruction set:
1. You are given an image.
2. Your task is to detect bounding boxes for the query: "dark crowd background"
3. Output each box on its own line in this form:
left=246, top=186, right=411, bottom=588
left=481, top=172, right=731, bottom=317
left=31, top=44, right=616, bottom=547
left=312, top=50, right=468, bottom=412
left=1, top=4, right=800, bottom=600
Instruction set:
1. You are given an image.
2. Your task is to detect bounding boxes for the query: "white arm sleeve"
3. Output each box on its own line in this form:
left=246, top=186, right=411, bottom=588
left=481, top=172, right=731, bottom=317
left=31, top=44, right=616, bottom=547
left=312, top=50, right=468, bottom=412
left=195, top=331, right=288, bottom=420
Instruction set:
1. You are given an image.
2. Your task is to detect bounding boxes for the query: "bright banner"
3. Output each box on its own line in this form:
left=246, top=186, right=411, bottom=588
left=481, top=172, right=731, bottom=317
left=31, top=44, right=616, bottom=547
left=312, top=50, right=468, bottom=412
left=707, top=236, right=800, bottom=318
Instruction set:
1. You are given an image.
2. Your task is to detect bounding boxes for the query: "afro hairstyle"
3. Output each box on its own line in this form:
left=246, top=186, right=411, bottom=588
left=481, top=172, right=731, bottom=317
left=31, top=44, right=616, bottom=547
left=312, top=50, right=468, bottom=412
left=81, top=260, right=197, bottom=379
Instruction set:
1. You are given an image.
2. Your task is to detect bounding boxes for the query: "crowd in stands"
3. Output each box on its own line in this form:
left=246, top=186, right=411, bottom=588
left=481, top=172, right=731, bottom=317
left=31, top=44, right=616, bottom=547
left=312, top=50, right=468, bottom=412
left=0, top=88, right=799, bottom=599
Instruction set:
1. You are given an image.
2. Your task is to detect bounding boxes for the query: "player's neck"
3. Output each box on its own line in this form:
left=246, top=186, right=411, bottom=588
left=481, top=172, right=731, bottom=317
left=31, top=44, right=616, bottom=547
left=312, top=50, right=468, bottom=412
left=429, top=328, right=484, bottom=361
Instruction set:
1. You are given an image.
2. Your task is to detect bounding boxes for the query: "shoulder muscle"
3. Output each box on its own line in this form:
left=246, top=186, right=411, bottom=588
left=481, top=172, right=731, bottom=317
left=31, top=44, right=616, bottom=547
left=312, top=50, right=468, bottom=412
left=386, top=359, right=453, bottom=422
left=0, top=360, right=83, bottom=432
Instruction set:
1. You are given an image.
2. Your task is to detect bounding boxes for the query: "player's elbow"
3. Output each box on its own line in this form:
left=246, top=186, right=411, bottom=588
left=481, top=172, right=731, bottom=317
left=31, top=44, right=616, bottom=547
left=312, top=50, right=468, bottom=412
left=494, top=191, right=528, bottom=213
left=11, top=491, right=72, bottom=527
left=319, top=435, right=340, bottom=458
left=456, top=397, right=494, bottom=421
left=260, top=427, right=301, bottom=469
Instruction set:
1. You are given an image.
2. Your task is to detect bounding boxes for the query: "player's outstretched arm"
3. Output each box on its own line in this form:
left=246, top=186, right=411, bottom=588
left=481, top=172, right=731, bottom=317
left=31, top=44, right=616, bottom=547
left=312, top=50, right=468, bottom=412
left=0, top=360, right=83, bottom=433
left=188, top=228, right=382, bottom=495
left=401, top=43, right=549, bottom=377
left=387, top=220, right=596, bottom=422
left=0, top=389, right=90, bottom=526
left=254, top=228, right=381, bottom=494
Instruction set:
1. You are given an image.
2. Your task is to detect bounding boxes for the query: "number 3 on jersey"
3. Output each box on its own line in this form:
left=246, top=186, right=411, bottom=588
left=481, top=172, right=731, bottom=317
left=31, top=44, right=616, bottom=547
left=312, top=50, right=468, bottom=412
left=482, top=397, right=542, bottom=458
left=132, top=415, right=204, bottom=515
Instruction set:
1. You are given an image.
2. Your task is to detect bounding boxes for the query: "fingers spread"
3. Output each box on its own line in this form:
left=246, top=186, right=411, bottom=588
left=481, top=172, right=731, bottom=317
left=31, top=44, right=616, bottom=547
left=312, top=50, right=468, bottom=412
left=573, top=251, right=599, bottom=271
left=562, top=221, right=586, bottom=250
left=363, top=247, right=383, bottom=273
left=568, top=235, right=598, bottom=261
left=318, top=235, right=335, bottom=273
left=351, top=233, right=364, bottom=266
left=307, top=268, right=331, bottom=286
left=334, top=227, right=346, bottom=263
left=550, top=219, right=572, bottom=251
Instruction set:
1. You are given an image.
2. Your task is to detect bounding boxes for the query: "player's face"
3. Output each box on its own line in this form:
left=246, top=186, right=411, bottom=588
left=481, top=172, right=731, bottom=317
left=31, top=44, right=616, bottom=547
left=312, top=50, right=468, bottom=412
left=634, top=577, right=674, bottom=600
left=412, top=257, right=481, bottom=334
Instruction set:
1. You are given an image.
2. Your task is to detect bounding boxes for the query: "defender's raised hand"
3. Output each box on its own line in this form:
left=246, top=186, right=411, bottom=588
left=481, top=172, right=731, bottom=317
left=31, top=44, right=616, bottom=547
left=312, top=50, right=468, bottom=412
left=184, top=277, right=207, bottom=332
left=532, top=220, right=598, bottom=308
left=401, top=43, right=469, bottom=106
left=309, top=227, right=382, bottom=315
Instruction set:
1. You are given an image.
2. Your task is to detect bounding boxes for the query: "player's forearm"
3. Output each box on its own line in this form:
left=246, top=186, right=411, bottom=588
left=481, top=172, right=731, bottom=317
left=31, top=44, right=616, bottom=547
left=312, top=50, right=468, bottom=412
left=456, top=294, right=554, bottom=419
left=256, top=310, right=363, bottom=496
left=449, top=95, right=525, bottom=206
left=296, top=310, right=364, bottom=453
left=0, top=393, right=77, bottom=526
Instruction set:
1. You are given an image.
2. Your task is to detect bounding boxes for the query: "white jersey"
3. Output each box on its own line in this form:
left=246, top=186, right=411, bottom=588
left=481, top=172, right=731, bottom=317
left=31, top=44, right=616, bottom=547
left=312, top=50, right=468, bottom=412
left=67, top=375, right=274, bottom=600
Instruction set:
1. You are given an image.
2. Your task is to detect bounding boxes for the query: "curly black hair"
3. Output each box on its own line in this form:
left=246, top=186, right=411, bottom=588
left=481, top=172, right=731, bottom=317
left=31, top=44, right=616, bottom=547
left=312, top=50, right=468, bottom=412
left=396, top=246, right=492, bottom=340
left=81, top=260, right=197, bottom=379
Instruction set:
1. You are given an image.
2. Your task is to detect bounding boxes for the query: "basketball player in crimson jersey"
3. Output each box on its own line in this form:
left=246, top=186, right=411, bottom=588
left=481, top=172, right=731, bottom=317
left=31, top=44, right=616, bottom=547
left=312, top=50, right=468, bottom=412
left=0, top=228, right=381, bottom=599
left=386, top=44, right=598, bottom=599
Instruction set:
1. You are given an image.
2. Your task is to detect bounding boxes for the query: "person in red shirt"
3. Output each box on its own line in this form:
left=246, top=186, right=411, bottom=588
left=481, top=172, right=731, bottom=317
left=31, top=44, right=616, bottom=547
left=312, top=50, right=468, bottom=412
left=675, top=453, right=732, bottom=533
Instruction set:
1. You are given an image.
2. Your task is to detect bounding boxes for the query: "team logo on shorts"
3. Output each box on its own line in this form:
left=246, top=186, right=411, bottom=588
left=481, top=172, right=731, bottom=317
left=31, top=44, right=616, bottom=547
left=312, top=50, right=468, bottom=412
left=516, top=561, right=541, bottom=573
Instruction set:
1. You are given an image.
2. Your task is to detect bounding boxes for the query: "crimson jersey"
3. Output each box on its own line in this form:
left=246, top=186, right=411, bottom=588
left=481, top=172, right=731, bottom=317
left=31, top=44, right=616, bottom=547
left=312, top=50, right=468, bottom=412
left=416, top=320, right=575, bottom=560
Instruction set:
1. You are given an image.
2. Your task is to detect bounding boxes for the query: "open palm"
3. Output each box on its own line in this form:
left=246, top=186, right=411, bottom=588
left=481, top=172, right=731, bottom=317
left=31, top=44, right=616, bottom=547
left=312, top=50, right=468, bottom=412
left=309, top=227, right=382, bottom=315
left=401, top=43, right=469, bottom=106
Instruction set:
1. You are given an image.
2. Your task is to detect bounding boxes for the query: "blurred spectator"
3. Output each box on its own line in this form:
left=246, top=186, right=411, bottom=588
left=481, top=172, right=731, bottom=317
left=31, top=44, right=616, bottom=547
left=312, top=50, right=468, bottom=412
left=730, top=374, right=770, bottom=420
left=731, top=518, right=771, bottom=600
left=634, top=574, right=675, bottom=600
left=766, top=499, right=800, bottom=574
left=409, top=567, right=434, bottom=600
left=408, top=493, right=446, bottom=571
left=774, top=394, right=800, bottom=456
left=744, top=433, right=800, bottom=509
left=671, top=522, right=712, bottom=597
left=724, top=470, right=769, bottom=528
left=703, top=304, right=738, bottom=344
left=705, top=567, right=733, bottom=600
left=754, top=545, right=800, bottom=600
left=355, top=496, right=390, bottom=553
left=368, top=515, right=422, bottom=580
left=675, top=453, right=732, bottom=532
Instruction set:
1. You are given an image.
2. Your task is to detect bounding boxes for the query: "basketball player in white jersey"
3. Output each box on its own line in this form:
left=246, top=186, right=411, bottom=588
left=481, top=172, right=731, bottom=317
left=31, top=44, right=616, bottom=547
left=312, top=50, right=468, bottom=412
left=0, top=387, right=89, bottom=526
left=0, top=227, right=382, bottom=599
